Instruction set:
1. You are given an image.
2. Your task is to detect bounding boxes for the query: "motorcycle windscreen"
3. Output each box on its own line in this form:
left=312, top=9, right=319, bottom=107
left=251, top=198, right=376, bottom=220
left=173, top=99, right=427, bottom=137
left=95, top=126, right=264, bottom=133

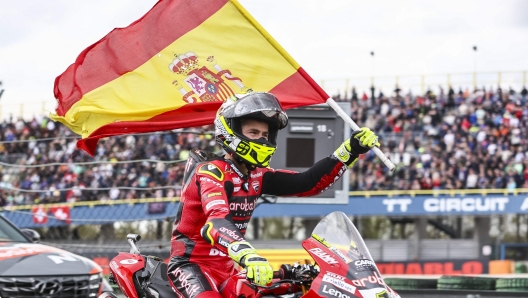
left=311, top=211, right=392, bottom=298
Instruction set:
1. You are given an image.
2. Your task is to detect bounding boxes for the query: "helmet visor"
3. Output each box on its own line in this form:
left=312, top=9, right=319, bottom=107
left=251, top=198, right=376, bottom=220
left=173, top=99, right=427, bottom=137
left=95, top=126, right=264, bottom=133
left=222, top=92, right=288, bottom=129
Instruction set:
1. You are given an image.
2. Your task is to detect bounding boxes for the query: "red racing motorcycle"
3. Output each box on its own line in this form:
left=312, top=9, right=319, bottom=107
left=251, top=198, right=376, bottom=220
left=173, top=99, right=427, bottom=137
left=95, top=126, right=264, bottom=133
left=100, top=211, right=400, bottom=298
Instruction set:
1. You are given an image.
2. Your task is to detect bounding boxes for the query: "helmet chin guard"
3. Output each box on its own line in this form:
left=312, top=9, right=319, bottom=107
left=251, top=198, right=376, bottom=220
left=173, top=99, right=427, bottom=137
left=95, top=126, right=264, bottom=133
left=214, top=92, right=288, bottom=168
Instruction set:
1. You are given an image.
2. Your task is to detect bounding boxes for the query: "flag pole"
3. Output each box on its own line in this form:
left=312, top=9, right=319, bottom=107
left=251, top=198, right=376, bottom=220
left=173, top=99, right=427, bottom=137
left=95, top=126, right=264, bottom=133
left=326, top=98, right=396, bottom=172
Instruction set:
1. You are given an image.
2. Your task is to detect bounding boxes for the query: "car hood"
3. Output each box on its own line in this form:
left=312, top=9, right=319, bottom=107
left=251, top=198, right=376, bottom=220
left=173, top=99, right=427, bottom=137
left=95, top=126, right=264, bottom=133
left=0, top=242, right=102, bottom=276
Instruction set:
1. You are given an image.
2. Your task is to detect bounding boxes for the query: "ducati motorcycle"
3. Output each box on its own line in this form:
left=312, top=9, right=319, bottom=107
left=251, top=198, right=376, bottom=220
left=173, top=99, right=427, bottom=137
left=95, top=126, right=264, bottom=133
left=100, top=211, right=400, bottom=298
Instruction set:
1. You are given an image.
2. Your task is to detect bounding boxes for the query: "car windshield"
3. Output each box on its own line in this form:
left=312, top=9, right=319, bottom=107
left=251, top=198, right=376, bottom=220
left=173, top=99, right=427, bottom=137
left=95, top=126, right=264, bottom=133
left=0, top=216, right=30, bottom=242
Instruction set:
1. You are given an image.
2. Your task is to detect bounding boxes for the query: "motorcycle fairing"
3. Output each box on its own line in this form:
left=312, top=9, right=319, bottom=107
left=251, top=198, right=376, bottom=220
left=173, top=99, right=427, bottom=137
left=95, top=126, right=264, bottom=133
left=302, top=211, right=394, bottom=298
left=110, top=252, right=146, bottom=298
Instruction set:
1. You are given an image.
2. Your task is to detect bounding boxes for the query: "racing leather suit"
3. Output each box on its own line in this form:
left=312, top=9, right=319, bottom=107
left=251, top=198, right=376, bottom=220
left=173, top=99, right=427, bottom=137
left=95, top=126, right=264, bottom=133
left=168, top=155, right=347, bottom=297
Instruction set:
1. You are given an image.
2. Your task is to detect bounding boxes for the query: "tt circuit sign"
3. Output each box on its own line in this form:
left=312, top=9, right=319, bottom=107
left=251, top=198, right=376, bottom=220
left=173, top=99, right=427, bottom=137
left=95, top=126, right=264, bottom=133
left=377, top=195, right=527, bottom=215
left=253, top=194, right=528, bottom=218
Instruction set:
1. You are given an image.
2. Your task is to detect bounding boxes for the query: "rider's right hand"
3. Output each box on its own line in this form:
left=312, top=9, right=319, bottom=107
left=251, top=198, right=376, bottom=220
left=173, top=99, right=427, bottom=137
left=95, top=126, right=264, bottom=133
left=333, top=127, right=380, bottom=168
left=228, top=241, right=273, bottom=286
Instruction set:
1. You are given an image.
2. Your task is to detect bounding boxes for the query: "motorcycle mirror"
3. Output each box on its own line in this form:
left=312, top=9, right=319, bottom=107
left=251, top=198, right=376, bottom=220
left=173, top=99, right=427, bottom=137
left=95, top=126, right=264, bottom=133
left=127, top=234, right=141, bottom=242
left=127, top=234, right=142, bottom=254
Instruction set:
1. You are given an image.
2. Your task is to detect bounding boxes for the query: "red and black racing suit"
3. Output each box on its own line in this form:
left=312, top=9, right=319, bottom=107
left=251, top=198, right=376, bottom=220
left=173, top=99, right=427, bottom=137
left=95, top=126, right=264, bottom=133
left=168, top=155, right=347, bottom=297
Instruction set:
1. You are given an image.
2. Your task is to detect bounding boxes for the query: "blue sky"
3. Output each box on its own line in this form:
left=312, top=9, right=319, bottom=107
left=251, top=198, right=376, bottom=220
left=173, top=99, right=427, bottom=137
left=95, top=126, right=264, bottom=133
left=1, top=0, right=527, bottom=116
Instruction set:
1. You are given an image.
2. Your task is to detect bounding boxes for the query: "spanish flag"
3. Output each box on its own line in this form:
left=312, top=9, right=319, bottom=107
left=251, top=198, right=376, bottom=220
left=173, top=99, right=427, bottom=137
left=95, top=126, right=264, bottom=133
left=51, top=0, right=329, bottom=156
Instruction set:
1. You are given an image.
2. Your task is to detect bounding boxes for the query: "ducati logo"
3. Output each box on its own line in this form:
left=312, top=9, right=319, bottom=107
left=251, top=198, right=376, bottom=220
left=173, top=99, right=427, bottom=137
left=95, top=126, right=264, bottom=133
left=251, top=181, right=260, bottom=192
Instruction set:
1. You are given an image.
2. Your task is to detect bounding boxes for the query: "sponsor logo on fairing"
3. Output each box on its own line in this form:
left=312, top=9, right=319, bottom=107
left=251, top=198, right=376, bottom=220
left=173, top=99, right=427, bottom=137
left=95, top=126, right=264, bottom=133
left=234, top=187, right=241, bottom=192
left=120, top=259, right=138, bottom=265
left=170, top=267, right=200, bottom=297
left=354, top=259, right=376, bottom=271
left=229, top=197, right=257, bottom=211
left=350, top=271, right=385, bottom=287
left=309, top=247, right=339, bottom=264
left=326, top=272, right=345, bottom=280
left=322, top=284, right=352, bottom=298
left=232, top=177, right=242, bottom=184
left=209, top=248, right=227, bottom=257
left=219, top=227, right=242, bottom=241
left=206, top=200, right=225, bottom=210
left=322, top=274, right=356, bottom=294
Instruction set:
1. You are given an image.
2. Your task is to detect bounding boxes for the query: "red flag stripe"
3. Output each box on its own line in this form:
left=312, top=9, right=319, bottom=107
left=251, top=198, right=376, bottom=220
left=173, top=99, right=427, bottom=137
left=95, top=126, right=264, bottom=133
left=268, top=68, right=329, bottom=109
left=54, top=0, right=229, bottom=116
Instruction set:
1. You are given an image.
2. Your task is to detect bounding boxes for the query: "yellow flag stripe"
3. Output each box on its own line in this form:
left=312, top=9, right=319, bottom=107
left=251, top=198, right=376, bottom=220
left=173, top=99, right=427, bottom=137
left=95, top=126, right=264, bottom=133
left=229, top=0, right=301, bottom=70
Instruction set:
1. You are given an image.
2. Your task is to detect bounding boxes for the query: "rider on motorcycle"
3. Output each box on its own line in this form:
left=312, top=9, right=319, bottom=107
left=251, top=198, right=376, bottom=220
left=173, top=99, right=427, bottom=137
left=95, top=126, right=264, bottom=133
left=168, top=92, right=380, bottom=298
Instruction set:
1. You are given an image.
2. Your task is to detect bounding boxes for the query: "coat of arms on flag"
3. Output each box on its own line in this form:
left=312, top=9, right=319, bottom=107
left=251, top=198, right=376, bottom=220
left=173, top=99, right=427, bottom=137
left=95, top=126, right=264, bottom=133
left=169, top=52, right=248, bottom=103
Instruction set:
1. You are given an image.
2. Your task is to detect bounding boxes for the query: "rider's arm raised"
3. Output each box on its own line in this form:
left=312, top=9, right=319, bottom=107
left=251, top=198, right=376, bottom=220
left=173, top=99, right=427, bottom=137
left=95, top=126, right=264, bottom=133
left=261, top=127, right=380, bottom=197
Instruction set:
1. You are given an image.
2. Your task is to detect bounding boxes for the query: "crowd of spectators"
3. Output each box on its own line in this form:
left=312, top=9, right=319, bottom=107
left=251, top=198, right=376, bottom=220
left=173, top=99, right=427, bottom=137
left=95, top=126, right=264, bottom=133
left=0, top=118, right=218, bottom=206
left=1, top=84, right=528, bottom=206
left=342, top=85, right=528, bottom=191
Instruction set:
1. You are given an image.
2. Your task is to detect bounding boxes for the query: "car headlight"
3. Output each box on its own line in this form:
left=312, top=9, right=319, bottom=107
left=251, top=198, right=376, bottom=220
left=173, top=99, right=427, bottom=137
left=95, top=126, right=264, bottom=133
left=89, top=273, right=103, bottom=297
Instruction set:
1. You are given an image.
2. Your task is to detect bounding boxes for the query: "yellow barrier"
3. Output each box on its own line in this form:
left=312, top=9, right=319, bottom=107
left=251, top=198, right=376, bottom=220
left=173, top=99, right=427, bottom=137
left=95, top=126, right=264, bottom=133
left=258, top=249, right=313, bottom=270
left=489, top=260, right=513, bottom=274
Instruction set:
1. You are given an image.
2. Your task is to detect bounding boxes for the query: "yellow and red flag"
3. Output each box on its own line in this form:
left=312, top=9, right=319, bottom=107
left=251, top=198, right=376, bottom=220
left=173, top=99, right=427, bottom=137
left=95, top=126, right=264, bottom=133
left=51, top=0, right=329, bottom=156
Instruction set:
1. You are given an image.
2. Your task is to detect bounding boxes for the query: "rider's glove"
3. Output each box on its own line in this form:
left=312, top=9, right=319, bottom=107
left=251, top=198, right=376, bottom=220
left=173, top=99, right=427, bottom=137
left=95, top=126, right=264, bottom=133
left=333, top=127, right=380, bottom=168
left=228, top=241, right=273, bottom=286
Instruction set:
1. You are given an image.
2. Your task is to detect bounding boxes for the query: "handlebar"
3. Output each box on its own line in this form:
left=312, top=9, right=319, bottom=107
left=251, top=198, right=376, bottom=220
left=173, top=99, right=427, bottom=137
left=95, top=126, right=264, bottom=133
left=271, top=263, right=318, bottom=282
left=273, top=269, right=285, bottom=280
